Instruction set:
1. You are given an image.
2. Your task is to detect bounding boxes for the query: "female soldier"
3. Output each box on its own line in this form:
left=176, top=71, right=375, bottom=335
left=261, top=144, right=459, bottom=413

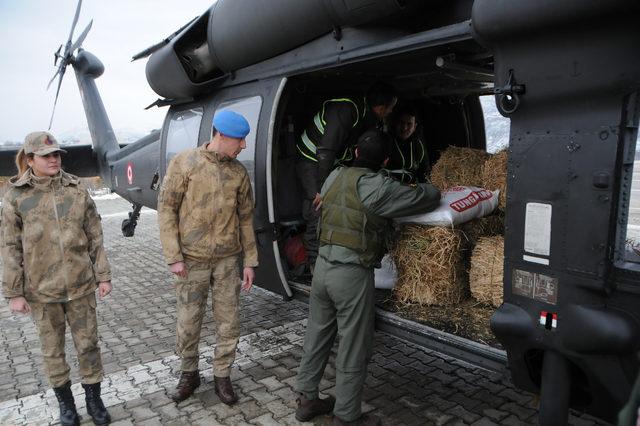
left=1, top=131, right=112, bottom=426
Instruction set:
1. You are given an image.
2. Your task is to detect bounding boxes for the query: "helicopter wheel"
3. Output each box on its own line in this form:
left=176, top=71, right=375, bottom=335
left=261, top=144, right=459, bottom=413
left=121, top=218, right=136, bottom=237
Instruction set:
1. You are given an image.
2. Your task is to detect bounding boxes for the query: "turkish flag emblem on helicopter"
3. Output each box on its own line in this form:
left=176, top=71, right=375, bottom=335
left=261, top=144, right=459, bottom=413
left=126, top=162, right=134, bottom=185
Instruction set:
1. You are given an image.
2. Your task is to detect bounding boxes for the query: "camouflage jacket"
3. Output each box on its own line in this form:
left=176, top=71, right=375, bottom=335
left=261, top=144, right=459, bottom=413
left=1, top=169, right=111, bottom=303
left=158, top=144, right=258, bottom=267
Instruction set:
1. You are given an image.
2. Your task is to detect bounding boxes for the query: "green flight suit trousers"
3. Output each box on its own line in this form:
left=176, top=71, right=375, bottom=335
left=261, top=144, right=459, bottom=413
left=618, top=369, right=640, bottom=425
left=296, top=256, right=375, bottom=422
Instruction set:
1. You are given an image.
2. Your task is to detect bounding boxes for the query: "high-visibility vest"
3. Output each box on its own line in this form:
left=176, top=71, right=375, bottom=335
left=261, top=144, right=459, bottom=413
left=319, top=167, right=388, bottom=267
left=385, top=136, right=427, bottom=183
left=297, top=98, right=365, bottom=163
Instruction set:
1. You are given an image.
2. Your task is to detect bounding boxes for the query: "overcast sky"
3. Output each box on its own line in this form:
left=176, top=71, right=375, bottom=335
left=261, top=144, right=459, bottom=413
left=0, top=0, right=214, bottom=142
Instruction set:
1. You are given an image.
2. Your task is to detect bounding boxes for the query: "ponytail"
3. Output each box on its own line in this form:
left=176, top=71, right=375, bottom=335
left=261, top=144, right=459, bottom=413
left=15, top=148, right=31, bottom=177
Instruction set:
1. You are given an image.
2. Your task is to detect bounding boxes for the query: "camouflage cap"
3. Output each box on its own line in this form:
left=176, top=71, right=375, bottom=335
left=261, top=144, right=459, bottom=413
left=23, top=131, right=67, bottom=156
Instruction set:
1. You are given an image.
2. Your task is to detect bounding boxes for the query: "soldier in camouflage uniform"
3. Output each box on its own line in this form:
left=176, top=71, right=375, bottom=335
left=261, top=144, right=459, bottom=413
left=158, top=110, right=258, bottom=405
left=1, top=131, right=112, bottom=426
left=295, top=130, right=441, bottom=425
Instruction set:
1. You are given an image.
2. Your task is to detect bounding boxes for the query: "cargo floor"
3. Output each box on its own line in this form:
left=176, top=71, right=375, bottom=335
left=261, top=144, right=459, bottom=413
left=374, top=289, right=502, bottom=349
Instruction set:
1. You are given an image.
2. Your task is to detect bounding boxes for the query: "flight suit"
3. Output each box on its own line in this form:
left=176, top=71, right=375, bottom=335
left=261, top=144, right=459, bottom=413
left=1, top=169, right=111, bottom=386
left=385, top=132, right=430, bottom=184
left=296, top=166, right=440, bottom=421
left=158, top=144, right=258, bottom=376
left=296, top=98, right=372, bottom=267
left=618, top=367, right=640, bottom=426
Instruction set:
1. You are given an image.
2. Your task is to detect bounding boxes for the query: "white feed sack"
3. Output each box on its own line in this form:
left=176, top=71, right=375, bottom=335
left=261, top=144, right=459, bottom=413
left=395, top=186, right=499, bottom=227
left=374, top=254, right=398, bottom=289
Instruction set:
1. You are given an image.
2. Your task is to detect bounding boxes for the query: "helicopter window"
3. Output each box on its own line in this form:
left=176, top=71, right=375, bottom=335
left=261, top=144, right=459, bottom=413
left=623, top=132, right=640, bottom=264
left=215, top=96, right=263, bottom=194
left=166, top=108, right=203, bottom=165
left=480, top=95, right=510, bottom=154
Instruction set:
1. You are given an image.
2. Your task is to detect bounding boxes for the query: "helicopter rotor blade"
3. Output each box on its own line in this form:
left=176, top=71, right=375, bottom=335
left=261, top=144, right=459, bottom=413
left=46, top=66, right=63, bottom=90
left=47, top=0, right=87, bottom=129
left=67, top=0, right=83, bottom=50
left=53, top=45, right=62, bottom=66
left=70, top=20, right=92, bottom=52
left=131, top=16, right=197, bottom=61
left=48, top=67, right=67, bottom=130
left=131, top=40, right=167, bottom=62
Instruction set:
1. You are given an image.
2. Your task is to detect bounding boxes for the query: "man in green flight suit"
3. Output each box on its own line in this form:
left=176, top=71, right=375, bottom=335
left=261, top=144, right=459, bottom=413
left=294, top=130, right=441, bottom=425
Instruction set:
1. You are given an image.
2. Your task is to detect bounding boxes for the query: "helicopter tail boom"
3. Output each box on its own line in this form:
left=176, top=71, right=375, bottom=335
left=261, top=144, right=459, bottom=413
left=73, top=49, right=120, bottom=184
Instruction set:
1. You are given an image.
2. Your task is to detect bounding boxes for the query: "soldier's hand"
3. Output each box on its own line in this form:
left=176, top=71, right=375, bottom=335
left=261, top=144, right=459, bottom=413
left=242, top=267, right=255, bottom=292
left=8, top=296, right=30, bottom=315
left=98, top=281, right=112, bottom=299
left=170, top=261, right=188, bottom=278
left=313, top=193, right=323, bottom=211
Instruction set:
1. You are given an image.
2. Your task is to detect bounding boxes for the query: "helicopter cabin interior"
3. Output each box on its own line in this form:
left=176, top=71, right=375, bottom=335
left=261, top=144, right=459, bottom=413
left=272, top=35, right=493, bottom=217
left=268, top=36, right=500, bottom=345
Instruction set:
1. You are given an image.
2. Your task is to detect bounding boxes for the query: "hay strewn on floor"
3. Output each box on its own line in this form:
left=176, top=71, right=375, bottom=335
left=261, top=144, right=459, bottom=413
left=482, top=150, right=508, bottom=210
left=429, top=146, right=490, bottom=189
left=390, top=225, right=467, bottom=306
left=469, top=236, right=504, bottom=308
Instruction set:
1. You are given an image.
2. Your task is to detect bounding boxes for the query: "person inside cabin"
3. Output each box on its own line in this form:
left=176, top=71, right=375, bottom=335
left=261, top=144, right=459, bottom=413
left=385, top=104, right=431, bottom=184
left=295, top=82, right=398, bottom=275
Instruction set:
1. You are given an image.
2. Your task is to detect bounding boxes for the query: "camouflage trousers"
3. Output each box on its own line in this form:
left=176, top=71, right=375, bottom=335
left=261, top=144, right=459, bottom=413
left=30, top=292, right=103, bottom=388
left=175, top=255, right=241, bottom=377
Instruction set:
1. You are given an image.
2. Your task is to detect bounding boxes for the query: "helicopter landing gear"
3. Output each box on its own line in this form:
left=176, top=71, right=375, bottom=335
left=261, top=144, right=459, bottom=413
left=538, top=350, right=570, bottom=426
left=121, top=203, right=142, bottom=237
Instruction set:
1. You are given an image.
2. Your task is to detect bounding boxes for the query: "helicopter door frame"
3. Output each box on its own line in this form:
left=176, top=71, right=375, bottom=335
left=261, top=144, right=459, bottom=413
left=265, top=78, right=293, bottom=298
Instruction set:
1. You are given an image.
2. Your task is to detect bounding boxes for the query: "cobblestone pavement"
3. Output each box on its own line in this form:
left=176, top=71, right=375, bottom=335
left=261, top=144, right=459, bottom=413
left=0, top=196, right=609, bottom=425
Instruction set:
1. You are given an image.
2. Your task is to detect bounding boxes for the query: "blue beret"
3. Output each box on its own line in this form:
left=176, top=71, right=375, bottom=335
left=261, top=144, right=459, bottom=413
left=213, top=110, right=250, bottom=139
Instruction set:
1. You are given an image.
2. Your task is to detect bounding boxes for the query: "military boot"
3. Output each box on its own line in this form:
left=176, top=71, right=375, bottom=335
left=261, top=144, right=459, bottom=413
left=171, top=370, right=201, bottom=402
left=332, top=413, right=382, bottom=426
left=295, top=394, right=336, bottom=421
left=53, top=381, right=80, bottom=426
left=82, top=382, right=111, bottom=425
left=214, top=376, right=238, bottom=405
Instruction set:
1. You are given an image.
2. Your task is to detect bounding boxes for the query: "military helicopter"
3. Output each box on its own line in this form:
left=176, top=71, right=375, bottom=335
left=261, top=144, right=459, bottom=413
left=2, top=0, right=640, bottom=423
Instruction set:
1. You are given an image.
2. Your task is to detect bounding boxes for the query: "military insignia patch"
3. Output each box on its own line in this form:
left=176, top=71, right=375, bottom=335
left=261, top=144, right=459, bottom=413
left=44, top=136, right=53, bottom=145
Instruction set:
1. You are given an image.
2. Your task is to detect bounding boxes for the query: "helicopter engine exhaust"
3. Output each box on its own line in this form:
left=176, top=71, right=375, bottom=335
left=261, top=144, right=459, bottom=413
left=145, top=0, right=424, bottom=100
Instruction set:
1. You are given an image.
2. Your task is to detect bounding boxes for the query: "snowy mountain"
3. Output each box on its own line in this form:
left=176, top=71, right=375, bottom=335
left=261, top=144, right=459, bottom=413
left=0, top=128, right=156, bottom=150
left=56, top=128, right=155, bottom=145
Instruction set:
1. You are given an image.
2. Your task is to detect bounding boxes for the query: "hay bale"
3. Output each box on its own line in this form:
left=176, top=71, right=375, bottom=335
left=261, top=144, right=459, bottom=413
left=390, top=225, right=467, bottom=306
left=460, top=213, right=505, bottom=247
left=482, top=150, right=508, bottom=210
left=469, top=236, right=504, bottom=308
left=430, top=146, right=490, bottom=190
